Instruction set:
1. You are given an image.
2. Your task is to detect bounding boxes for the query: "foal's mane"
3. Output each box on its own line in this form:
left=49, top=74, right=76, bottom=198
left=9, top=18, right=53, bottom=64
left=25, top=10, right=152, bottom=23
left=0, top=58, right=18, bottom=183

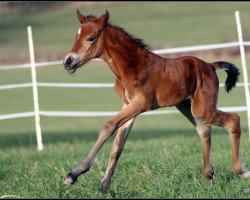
left=108, top=24, right=151, bottom=50
left=85, top=15, right=151, bottom=50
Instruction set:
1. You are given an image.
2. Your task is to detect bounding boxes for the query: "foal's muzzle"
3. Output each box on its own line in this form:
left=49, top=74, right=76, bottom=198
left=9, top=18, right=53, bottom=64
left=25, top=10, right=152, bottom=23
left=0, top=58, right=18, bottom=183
left=63, top=55, right=81, bottom=73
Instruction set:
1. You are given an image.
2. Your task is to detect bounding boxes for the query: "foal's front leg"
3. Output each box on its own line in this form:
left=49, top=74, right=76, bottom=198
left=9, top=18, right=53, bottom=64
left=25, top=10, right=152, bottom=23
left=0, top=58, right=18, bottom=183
left=64, top=98, right=145, bottom=185
left=100, top=112, right=135, bottom=191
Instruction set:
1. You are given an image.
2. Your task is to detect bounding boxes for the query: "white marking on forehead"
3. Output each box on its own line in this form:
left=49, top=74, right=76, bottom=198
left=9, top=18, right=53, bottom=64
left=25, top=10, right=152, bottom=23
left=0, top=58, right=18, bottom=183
left=77, top=28, right=82, bottom=35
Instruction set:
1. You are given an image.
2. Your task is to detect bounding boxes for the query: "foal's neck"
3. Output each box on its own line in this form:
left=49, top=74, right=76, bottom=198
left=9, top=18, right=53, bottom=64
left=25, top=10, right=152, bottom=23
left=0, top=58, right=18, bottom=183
left=100, top=25, right=153, bottom=79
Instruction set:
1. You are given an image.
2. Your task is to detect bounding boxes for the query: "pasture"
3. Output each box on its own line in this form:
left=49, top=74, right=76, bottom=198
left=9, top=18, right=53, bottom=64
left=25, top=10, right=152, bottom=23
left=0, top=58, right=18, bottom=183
left=0, top=2, right=250, bottom=198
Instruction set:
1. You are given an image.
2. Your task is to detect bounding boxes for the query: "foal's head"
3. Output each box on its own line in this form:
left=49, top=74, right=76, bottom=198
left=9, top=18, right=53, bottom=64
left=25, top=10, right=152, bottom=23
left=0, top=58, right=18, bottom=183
left=63, top=10, right=109, bottom=73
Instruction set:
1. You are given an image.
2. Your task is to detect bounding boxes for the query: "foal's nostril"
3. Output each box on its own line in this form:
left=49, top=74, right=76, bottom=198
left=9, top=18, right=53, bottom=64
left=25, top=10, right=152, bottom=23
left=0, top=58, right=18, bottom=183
left=65, top=57, right=72, bottom=65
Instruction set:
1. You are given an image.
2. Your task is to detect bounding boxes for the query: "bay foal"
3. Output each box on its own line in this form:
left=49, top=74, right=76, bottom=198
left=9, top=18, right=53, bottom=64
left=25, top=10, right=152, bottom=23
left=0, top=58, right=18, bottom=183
left=63, top=10, right=250, bottom=190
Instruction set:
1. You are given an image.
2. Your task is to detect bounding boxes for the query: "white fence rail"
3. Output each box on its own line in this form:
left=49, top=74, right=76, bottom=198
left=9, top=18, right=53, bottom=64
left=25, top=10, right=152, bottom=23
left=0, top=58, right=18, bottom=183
left=1, top=41, right=250, bottom=71
left=1, top=82, right=250, bottom=91
left=0, top=11, right=249, bottom=150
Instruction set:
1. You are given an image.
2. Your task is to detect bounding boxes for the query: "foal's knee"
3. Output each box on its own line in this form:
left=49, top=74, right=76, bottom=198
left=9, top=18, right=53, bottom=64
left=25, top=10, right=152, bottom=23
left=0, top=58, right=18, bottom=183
left=99, top=121, right=116, bottom=140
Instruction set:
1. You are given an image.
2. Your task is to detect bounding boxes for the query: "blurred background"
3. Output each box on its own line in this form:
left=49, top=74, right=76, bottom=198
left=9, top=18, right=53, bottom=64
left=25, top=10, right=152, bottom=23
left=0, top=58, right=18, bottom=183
left=1, top=1, right=250, bottom=198
left=1, top=1, right=250, bottom=65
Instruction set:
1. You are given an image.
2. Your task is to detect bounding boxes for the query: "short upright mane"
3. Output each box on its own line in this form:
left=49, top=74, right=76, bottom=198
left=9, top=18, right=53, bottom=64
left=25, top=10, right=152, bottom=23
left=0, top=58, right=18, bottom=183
left=86, top=15, right=96, bottom=19
left=84, top=14, right=151, bottom=50
left=109, top=24, right=151, bottom=50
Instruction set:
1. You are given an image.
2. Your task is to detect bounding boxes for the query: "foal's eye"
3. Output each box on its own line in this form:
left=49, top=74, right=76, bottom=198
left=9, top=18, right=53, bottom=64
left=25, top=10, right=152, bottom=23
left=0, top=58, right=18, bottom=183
left=87, top=36, right=96, bottom=42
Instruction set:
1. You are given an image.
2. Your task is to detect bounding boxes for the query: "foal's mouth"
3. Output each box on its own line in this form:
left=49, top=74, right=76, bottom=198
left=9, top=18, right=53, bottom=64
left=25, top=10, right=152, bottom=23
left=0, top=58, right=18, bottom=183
left=68, top=61, right=90, bottom=73
left=68, top=63, right=79, bottom=73
left=64, top=62, right=80, bottom=73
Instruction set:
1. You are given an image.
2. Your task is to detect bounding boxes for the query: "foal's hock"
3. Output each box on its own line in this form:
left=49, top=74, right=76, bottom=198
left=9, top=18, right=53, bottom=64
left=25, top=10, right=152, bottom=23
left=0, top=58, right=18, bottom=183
left=63, top=9, right=250, bottom=190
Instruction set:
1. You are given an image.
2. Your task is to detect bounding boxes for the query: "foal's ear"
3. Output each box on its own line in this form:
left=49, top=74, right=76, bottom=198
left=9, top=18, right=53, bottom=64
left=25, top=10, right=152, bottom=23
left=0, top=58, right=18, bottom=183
left=76, top=9, right=86, bottom=24
left=99, top=10, right=109, bottom=29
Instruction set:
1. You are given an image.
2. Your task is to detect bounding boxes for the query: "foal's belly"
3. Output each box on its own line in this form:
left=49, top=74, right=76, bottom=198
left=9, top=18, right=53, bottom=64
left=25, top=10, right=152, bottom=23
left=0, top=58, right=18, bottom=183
left=152, top=61, right=195, bottom=108
left=153, top=74, right=193, bottom=108
left=158, top=94, right=190, bottom=108
left=154, top=86, right=190, bottom=108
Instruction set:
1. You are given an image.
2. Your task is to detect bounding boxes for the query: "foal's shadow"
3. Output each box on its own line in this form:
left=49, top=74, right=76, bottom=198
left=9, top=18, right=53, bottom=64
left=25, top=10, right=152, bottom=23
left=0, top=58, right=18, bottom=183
left=0, top=127, right=225, bottom=150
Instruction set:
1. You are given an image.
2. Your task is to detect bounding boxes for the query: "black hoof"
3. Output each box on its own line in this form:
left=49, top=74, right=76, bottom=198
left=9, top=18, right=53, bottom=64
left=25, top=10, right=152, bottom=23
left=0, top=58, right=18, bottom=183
left=64, top=172, right=78, bottom=185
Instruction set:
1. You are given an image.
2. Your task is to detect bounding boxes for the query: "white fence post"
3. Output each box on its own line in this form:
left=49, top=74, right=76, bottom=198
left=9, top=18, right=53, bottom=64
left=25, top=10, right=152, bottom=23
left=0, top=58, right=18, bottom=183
left=235, top=11, right=250, bottom=142
left=27, top=26, right=43, bottom=151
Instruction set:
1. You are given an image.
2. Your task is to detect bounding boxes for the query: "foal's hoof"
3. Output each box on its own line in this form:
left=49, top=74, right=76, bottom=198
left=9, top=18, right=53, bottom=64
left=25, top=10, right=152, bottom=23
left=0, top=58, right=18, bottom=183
left=99, top=184, right=110, bottom=193
left=64, top=172, right=78, bottom=185
left=242, top=171, right=250, bottom=179
left=99, top=180, right=111, bottom=192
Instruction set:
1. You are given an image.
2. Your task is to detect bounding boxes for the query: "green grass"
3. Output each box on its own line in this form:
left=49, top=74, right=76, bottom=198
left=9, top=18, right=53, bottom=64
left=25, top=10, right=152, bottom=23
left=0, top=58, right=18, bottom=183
left=0, top=114, right=250, bottom=198
left=1, top=2, right=250, bottom=198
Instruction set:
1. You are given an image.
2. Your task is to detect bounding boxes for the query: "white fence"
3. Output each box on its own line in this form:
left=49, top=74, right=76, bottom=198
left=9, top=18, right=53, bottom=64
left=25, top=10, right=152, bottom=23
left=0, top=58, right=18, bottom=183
left=0, top=11, right=249, bottom=151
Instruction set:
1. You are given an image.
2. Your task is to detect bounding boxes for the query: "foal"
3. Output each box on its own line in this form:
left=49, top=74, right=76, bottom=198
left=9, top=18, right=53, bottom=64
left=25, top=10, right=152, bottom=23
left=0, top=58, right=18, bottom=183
left=63, top=10, right=250, bottom=190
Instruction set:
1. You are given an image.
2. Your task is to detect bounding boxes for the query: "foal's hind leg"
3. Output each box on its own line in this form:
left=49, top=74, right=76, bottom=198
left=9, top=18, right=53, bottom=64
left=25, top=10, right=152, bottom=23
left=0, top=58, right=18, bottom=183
left=100, top=115, right=135, bottom=191
left=191, top=88, right=250, bottom=178
left=176, top=100, right=213, bottom=180
left=208, top=110, right=249, bottom=177
left=195, top=120, right=213, bottom=180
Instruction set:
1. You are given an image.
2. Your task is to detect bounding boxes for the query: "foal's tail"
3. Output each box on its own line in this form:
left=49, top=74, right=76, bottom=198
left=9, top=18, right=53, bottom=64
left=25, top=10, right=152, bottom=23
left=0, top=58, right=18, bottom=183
left=212, top=61, right=240, bottom=93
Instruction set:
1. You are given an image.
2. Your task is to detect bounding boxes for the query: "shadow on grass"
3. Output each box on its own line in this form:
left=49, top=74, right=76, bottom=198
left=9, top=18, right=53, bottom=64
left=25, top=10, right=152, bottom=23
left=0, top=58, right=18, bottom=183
left=0, top=127, right=226, bottom=150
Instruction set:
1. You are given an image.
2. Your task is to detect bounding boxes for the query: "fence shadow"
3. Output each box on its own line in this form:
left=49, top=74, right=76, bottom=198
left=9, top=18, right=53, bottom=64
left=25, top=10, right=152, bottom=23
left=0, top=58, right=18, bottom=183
left=0, top=127, right=227, bottom=150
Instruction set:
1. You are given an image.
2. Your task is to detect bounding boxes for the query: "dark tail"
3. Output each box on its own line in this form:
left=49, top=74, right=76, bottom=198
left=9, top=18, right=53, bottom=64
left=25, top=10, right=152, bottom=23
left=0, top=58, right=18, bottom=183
left=213, top=61, right=240, bottom=93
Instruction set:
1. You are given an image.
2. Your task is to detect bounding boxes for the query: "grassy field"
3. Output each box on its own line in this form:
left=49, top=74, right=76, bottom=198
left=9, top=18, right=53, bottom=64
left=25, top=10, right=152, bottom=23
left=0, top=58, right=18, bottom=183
left=1, top=2, right=250, bottom=199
